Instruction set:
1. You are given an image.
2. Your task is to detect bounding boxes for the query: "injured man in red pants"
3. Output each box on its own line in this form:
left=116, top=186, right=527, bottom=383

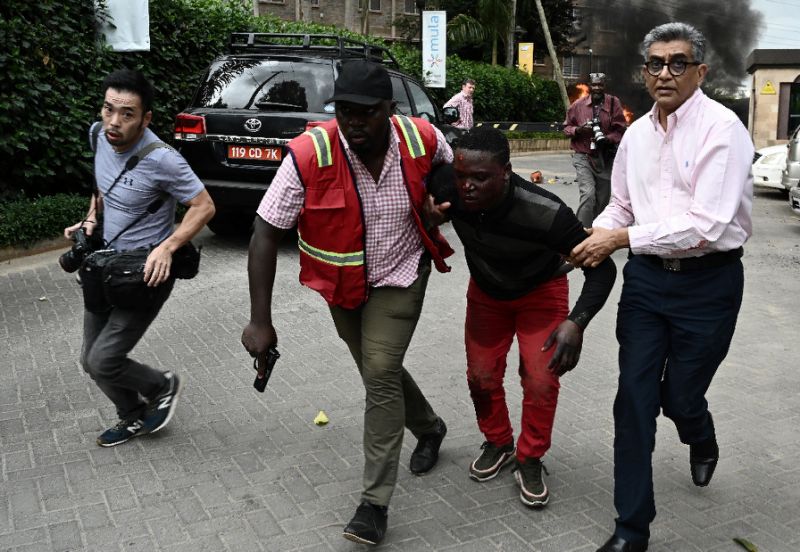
left=425, top=127, right=616, bottom=508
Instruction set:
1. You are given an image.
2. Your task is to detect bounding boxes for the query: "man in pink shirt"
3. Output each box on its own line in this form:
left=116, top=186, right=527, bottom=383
left=570, top=23, right=753, bottom=552
left=443, top=78, right=476, bottom=130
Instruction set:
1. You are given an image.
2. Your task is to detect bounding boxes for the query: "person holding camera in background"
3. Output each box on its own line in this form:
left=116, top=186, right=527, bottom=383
left=63, top=69, right=214, bottom=448
left=563, top=73, right=627, bottom=228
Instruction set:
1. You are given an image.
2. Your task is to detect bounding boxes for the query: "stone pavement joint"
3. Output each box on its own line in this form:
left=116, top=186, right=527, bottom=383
left=1, top=153, right=798, bottom=551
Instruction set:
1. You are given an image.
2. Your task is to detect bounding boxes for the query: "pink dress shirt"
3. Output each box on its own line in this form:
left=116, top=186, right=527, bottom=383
left=593, top=88, right=753, bottom=258
left=257, top=124, right=453, bottom=288
left=594, top=89, right=753, bottom=258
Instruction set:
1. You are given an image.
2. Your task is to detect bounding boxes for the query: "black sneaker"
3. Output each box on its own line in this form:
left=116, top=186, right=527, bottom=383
left=142, top=372, right=181, bottom=434
left=410, top=417, right=447, bottom=475
left=96, top=418, right=146, bottom=447
left=469, top=440, right=516, bottom=482
left=342, top=501, right=388, bottom=545
left=513, top=457, right=549, bottom=508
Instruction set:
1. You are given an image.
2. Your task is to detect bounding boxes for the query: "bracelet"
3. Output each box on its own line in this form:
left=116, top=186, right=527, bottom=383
left=84, top=220, right=96, bottom=224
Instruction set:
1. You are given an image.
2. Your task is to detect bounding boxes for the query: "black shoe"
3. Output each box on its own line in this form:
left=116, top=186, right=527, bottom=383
left=469, top=440, right=516, bottom=482
left=690, top=435, right=719, bottom=487
left=409, top=417, right=447, bottom=475
left=342, top=501, right=388, bottom=545
left=513, top=457, right=549, bottom=508
left=596, top=535, right=648, bottom=552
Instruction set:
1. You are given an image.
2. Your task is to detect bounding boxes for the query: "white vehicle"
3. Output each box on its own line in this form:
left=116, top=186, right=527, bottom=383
left=790, top=185, right=800, bottom=215
left=752, top=144, right=787, bottom=191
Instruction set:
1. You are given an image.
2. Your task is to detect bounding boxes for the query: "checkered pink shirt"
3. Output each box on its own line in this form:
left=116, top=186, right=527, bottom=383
left=443, top=91, right=474, bottom=130
left=257, top=124, right=452, bottom=288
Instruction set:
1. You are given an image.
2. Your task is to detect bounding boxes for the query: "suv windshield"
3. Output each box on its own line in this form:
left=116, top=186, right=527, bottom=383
left=193, top=59, right=334, bottom=112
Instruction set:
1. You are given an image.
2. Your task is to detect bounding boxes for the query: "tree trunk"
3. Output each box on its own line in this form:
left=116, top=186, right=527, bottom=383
left=505, top=0, right=517, bottom=69
left=534, top=0, right=569, bottom=111
left=491, top=31, right=497, bottom=65
left=345, top=0, right=354, bottom=32
left=360, top=0, right=370, bottom=35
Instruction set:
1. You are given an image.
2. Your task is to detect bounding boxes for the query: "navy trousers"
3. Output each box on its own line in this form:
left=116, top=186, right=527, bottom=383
left=612, top=255, right=744, bottom=543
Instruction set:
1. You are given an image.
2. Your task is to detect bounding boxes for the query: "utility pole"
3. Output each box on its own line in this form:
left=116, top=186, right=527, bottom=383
left=505, top=0, right=517, bottom=69
left=534, top=0, right=570, bottom=111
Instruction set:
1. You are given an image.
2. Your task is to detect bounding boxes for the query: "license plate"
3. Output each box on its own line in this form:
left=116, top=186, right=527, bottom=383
left=227, top=145, right=282, bottom=161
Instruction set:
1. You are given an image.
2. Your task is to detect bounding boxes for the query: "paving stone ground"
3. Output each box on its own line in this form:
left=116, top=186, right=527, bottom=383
left=1, top=152, right=799, bottom=552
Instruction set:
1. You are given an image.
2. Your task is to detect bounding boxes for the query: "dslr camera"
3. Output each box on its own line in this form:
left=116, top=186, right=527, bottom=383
left=589, top=117, right=607, bottom=151
left=58, top=227, right=103, bottom=273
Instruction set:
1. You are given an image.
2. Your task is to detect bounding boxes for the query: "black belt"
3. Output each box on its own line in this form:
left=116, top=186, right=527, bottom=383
left=632, top=247, right=743, bottom=272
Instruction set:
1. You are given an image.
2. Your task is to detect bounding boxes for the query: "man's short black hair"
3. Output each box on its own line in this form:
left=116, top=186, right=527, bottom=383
left=101, top=69, right=154, bottom=113
left=455, top=127, right=510, bottom=166
left=463, top=78, right=476, bottom=86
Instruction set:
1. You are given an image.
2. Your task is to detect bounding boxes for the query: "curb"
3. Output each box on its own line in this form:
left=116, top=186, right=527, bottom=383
left=0, top=237, right=70, bottom=263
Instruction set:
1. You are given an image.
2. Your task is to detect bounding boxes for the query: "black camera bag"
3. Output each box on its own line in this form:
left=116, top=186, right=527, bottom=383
left=79, top=250, right=115, bottom=313
left=171, top=242, right=201, bottom=280
left=101, top=248, right=164, bottom=311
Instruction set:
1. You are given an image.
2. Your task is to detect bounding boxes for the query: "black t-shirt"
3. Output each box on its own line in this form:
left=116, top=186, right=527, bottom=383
left=429, top=167, right=616, bottom=329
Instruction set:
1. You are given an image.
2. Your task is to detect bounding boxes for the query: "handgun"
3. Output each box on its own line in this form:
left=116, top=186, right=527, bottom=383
left=253, top=346, right=280, bottom=393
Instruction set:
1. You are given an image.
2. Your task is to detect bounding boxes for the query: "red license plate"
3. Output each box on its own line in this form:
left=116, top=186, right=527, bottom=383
left=227, top=145, right=282, bottom=161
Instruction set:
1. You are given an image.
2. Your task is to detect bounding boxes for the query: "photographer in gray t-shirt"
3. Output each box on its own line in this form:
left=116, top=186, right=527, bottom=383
left=63, top=69, right=215, bottom=448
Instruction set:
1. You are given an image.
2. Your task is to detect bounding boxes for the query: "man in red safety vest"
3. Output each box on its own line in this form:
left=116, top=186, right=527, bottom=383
left=242, top=60, right=454, bottom=546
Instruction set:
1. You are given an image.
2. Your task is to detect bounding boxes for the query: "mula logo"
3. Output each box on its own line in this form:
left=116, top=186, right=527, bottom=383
left=427, top=55, right=443, bottom=68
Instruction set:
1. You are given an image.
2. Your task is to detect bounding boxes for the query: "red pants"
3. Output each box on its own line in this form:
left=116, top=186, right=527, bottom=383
left=465, top=275, right=569, bottom=461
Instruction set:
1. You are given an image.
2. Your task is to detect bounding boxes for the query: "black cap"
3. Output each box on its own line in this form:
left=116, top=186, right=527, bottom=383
left=325, top=60, right=393, bottom=106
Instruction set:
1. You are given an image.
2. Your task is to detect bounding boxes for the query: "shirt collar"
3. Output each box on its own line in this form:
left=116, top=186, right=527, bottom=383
left=648, top=87, right=704, bottom=131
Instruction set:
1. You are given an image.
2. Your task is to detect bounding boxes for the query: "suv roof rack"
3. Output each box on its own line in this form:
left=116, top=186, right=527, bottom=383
left=228, top=33, right=400, bottom=67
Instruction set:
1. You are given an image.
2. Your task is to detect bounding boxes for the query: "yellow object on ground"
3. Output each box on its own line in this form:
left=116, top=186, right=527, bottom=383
left=314, top=411, right=329, bottom=425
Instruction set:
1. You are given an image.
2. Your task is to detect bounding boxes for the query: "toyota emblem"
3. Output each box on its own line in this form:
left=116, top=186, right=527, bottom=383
left=244, top=118, right=262, bottom=133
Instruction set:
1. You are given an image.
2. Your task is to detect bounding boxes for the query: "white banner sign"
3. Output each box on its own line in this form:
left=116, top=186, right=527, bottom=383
left=422, top=11, right=446, bottom=88
left=96, top=0, right=151, bottom=52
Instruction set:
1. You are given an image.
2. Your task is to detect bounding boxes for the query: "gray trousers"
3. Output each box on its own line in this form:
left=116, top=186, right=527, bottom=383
left=572, top=152, right=611, bottom=228
left=81, top=280, right=173, bottom=421
left=329, top=259, right=439, bottom=506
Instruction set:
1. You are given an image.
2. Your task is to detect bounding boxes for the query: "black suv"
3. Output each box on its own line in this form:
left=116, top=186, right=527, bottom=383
left=175, top=33, right=462, bottom=236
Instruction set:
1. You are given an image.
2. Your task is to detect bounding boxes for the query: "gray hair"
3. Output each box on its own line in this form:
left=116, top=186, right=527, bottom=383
left=641, top=22, right=706, bottom=62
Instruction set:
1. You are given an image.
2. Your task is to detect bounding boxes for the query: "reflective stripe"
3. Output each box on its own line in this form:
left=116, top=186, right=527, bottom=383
left=394, top=115, right=426, bottom=158
left=297, top=233, right=364, bottom=266
left=304, top=127, right=333, bottom=167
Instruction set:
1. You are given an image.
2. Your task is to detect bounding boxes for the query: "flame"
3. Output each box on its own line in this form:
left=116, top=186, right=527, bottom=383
left=569, top=84, right=590, bottom=103
left=622, top=105, right=634, bottom=125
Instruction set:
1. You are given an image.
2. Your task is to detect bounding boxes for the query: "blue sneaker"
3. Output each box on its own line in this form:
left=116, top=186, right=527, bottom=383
left=142, top=372, right=181, bottom=434
left=97, top=418, right=146, bottom=447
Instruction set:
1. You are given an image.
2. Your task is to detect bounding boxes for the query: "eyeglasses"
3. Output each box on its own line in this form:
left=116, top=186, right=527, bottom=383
left=643, top=59, right=701, bottom=77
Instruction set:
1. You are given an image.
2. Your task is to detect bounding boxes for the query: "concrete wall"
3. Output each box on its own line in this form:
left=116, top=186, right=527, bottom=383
left=749, top=67, right=800, bottom=149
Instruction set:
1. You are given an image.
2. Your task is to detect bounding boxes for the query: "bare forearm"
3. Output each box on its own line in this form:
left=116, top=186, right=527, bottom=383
left=161, top=193, right=215, bottom=253
left=248, top=217, right=285, bottom=325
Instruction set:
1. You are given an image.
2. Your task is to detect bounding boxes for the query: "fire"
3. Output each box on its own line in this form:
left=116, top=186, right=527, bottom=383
left=622, top=104, right=634, bottom=125
left=569, top=84, right=590, bottom=103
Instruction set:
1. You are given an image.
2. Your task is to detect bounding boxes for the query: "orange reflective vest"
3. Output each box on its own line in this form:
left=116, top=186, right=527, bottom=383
left=289, top=115, right=453, bottom=308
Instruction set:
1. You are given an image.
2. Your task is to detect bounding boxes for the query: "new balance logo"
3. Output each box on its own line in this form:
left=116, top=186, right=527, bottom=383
left=157, top=396, right=172, bottom=410
left=127, top=421, right=143, bottom=433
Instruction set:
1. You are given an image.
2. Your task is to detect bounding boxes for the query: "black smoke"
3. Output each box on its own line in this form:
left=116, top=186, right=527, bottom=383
left=578, top=0, right=763, bottom=117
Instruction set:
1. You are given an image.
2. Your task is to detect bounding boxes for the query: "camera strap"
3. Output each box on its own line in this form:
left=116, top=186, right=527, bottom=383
left=101, top=141, right=174, bottom=248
